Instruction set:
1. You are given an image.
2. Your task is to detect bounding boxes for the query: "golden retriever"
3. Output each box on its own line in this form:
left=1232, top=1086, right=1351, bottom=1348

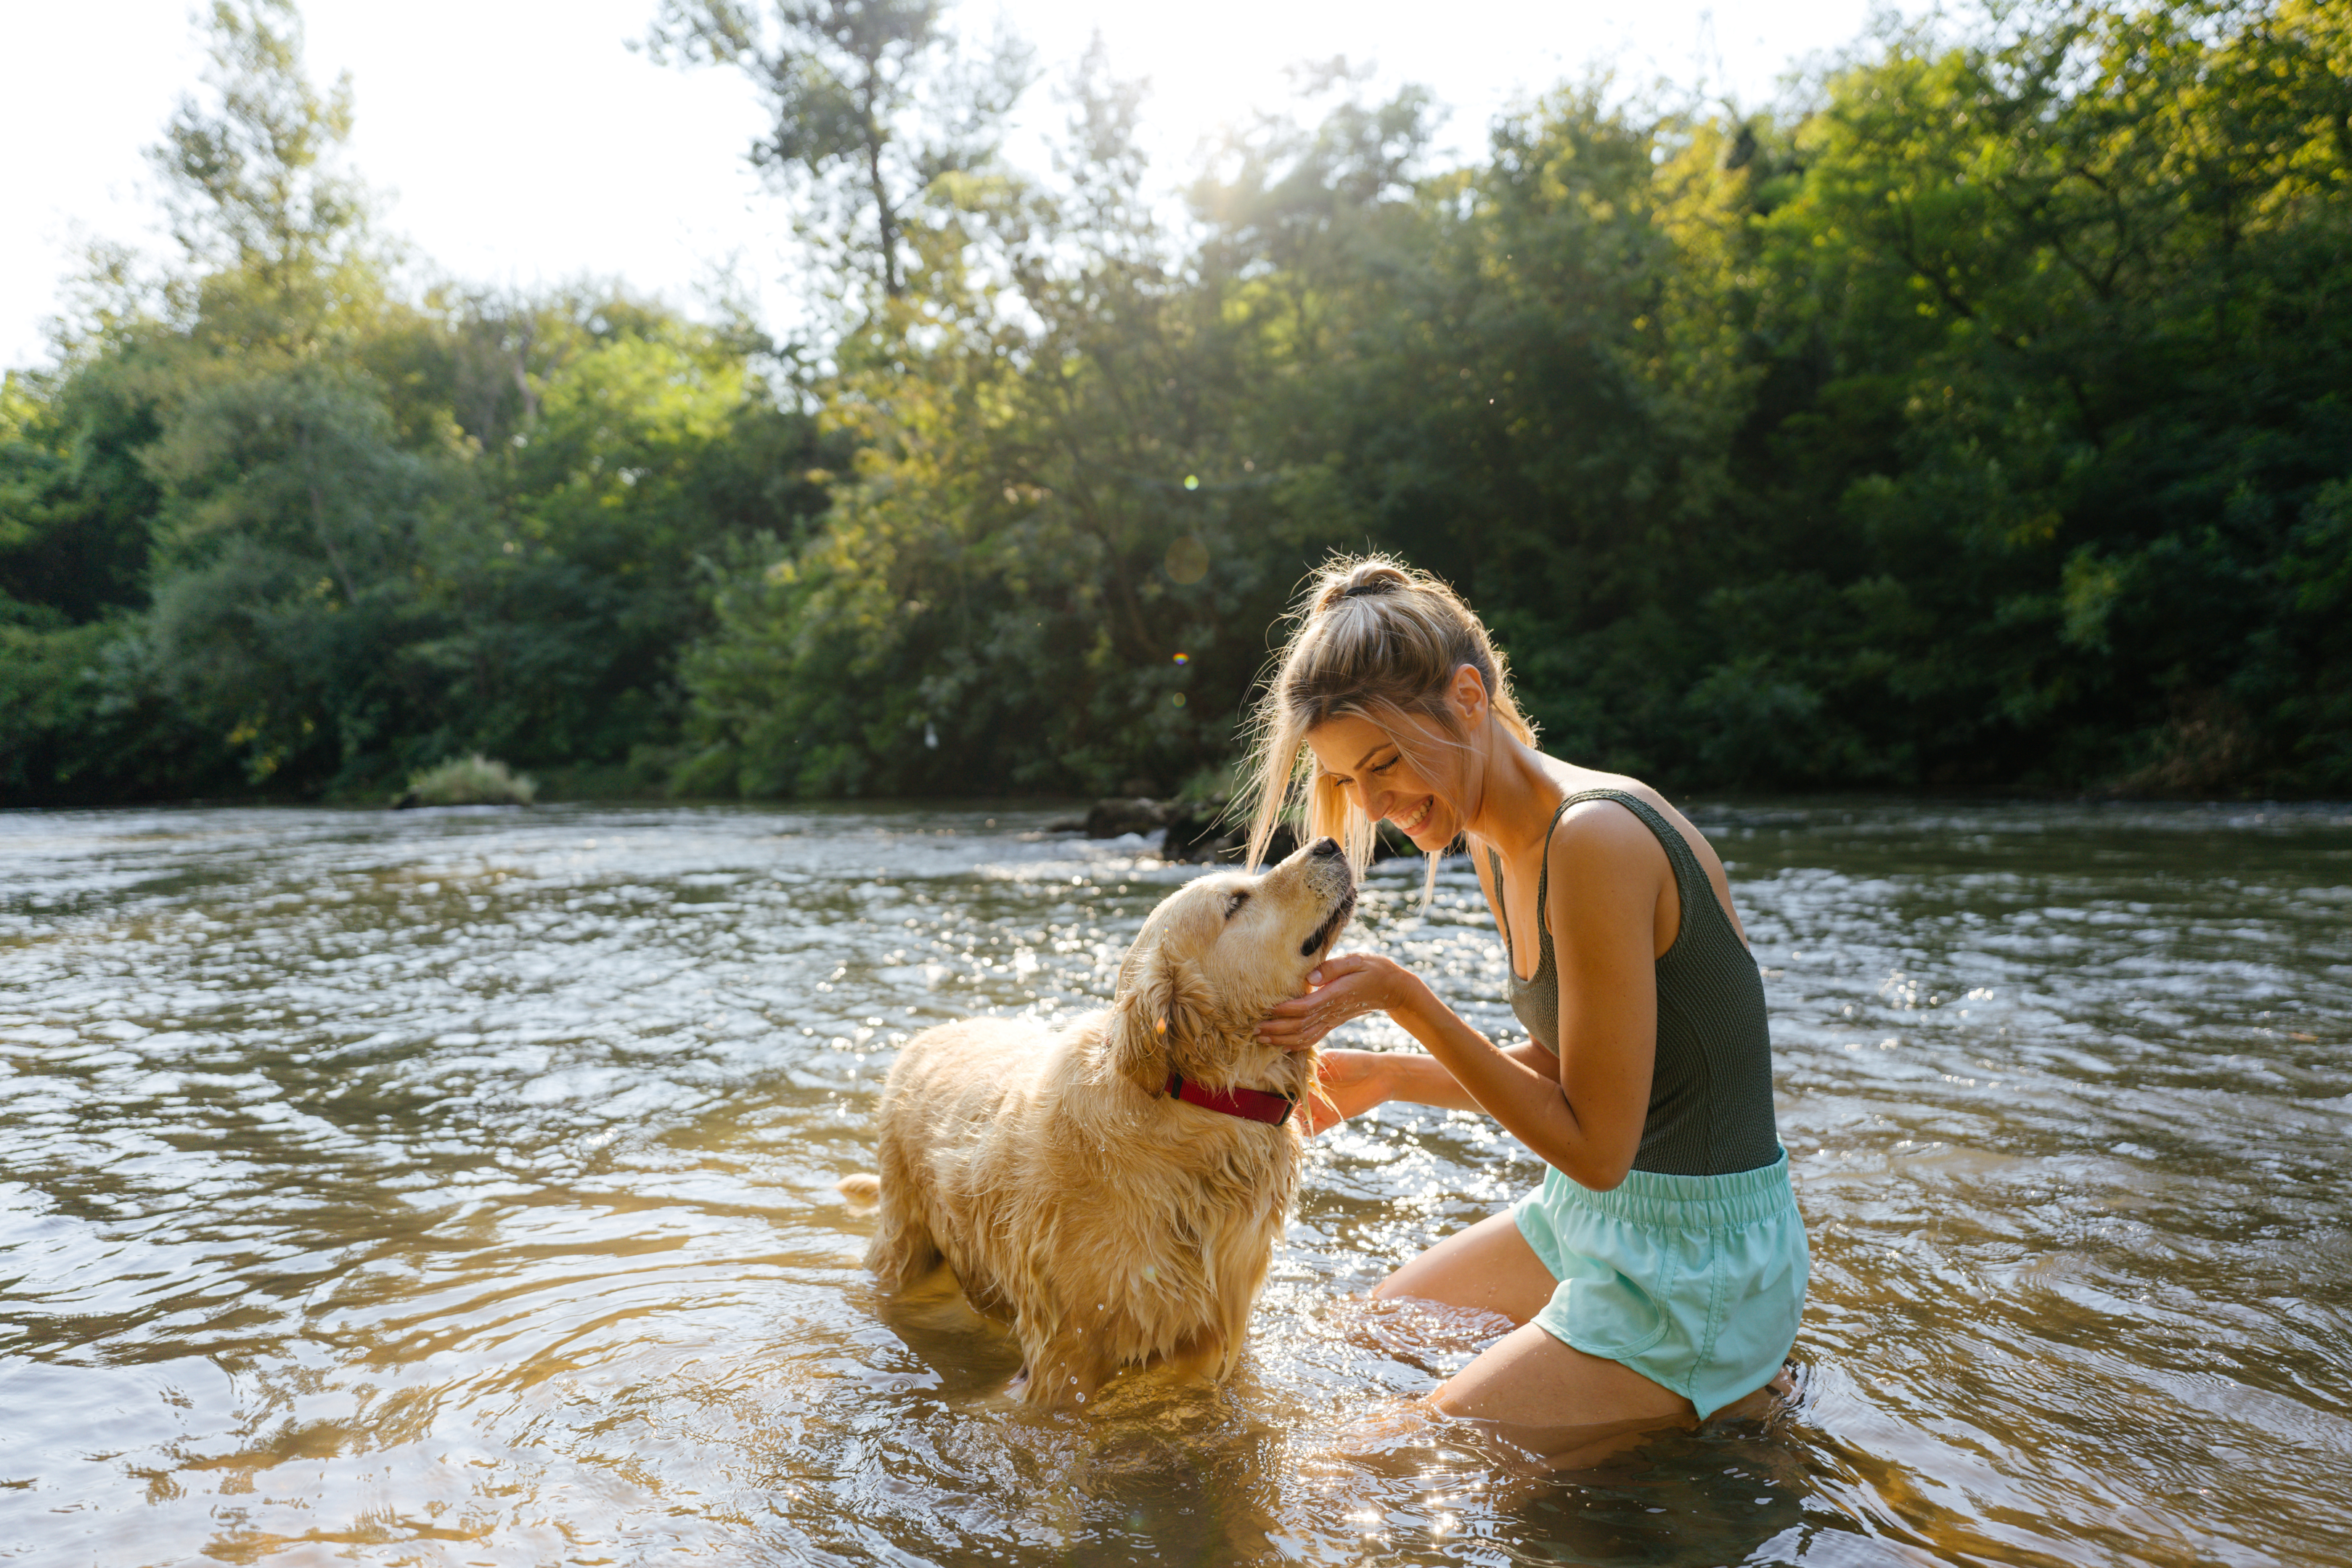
left=838, top=836, right=1355, bottom=1410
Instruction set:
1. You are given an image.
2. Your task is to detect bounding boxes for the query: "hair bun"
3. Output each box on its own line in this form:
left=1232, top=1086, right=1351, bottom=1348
left=1317, top=563, right=1410, bottom=611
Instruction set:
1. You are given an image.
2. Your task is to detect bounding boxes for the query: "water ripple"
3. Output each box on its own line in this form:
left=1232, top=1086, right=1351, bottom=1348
left=2, top=799, right=2347, bottom=1565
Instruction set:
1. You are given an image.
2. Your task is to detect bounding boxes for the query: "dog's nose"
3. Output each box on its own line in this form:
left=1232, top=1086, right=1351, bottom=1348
left=1310, top=836, right=1342, bottom=859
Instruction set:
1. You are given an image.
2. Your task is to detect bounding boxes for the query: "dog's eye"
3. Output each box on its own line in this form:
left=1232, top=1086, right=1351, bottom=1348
left=1224, top=890, right=1251, bottom=920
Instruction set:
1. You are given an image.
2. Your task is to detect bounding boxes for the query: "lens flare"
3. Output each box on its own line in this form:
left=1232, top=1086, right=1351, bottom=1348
left=1164, top=536, right=1209, bottom=584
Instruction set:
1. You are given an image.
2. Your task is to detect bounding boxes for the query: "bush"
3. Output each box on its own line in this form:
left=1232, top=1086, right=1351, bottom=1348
left=393, top=754, right=536, bottom=807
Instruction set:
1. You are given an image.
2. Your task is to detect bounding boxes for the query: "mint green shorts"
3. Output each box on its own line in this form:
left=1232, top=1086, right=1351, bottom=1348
left=1512, top=1151, right=1808, bottom=1420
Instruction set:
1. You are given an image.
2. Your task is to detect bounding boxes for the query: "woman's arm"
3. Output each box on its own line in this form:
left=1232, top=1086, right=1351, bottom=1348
left=1285, top=1031, right=1559, bottom=1133
left=1259, top=805, right=1665, bottom=1188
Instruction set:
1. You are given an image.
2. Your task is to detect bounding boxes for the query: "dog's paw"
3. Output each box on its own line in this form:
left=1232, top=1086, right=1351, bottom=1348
left=835, top=1172, right=881, bottom=1206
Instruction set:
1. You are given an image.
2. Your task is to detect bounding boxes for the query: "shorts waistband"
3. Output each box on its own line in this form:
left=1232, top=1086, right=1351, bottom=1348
left=1548, top=1150, right=1795, bottom=1229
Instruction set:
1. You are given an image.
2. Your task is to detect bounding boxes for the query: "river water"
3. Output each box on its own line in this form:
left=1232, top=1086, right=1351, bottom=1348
left=1, top=801, right=2347, bottom=1567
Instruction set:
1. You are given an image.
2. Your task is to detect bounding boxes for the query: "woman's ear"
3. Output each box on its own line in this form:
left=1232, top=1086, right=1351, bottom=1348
left=1450, top=662, right=1489, bottom=726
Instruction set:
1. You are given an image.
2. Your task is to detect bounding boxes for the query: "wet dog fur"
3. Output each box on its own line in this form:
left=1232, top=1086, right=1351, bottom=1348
left=841, top=837, right=1356, bottom=1410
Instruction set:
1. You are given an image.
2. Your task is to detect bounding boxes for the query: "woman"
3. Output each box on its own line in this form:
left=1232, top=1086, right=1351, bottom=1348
left=1246, top=555, right=1807, bottom=1445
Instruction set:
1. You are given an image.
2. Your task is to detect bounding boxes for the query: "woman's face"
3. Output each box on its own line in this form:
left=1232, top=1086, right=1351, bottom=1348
left=1304, top=712, right=1466, bottom=852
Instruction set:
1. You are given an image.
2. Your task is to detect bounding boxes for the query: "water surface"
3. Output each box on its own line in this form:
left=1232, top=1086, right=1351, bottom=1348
left=3, top=800, right=2348, bottom=1566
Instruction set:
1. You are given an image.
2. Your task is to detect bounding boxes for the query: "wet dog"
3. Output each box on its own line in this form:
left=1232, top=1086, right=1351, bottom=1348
left=838, top=836, right=1355, bottom=1410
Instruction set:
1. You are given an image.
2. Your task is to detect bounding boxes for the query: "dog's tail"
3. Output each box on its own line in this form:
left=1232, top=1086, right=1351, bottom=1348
left=835, top=1172, right=881, bottom=1206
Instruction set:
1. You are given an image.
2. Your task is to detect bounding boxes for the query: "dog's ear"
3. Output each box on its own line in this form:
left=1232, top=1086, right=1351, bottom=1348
left=1108, top=947, right=1212, bottom=1093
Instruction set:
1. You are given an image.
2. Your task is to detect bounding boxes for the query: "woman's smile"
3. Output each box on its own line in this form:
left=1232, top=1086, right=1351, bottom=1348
left=1392, top=796, right=1436, bottom=838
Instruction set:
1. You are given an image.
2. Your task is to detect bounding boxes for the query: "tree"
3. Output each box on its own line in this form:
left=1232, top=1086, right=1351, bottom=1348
left=672, top=64, right=1440, bottom=797
left=1, top=1, right=841, bottom=803
left=10, top=0, right=2350, bottom=805
left=152, top=0, right=377, bottom=354
left=1740, top=0, right=2352, bottom=788
left=645, top=0, right=1030, bottom=306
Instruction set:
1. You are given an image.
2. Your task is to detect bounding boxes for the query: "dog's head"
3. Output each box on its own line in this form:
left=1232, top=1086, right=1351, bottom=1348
left=1105, top=836, right=1355, bottom=1100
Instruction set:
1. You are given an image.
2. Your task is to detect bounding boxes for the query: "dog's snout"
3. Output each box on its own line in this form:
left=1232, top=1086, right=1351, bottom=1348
left=1310, top=836, right=1342, bottom=860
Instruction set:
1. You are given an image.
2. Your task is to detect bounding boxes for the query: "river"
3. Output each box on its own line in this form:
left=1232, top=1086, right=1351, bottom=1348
left=2, top=800, right=2347, bottom=1566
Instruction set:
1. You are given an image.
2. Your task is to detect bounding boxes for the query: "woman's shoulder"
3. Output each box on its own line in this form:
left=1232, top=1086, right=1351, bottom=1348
left=1548, top=767, right=1739, bottom=899
left=1522, top=770, right=1678, bottom=937
left=1538, top=768, right=1683, bottom=878
left=1540, top=767, right=1747, bottom=946
left=1543, top=766, right=1670, bottom=828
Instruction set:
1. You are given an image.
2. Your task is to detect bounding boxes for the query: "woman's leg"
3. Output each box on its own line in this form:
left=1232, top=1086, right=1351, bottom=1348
left=1371, top=1210, right=1560, bottom=1324
left=1373, top=1210, right=1696, bottom=1443
left=1431, top=1323, right=1691, bottom=1427
left=1429, top=1326, right=1696, bottom=1469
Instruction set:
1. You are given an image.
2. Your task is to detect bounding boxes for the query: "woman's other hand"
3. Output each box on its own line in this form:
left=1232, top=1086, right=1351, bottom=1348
left=1255, top=952, right=1412, bottom=1050
left=1299, top=1048, right=1392, bottom=1135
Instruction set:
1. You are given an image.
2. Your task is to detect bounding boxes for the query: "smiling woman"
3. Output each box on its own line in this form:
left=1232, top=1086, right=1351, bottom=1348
left=1244, top=554, right=1806, bottom=1459
left=1244, top=560, right=1543, bottom=894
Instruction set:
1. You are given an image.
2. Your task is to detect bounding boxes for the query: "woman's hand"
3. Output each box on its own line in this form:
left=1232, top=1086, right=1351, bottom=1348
left=1255, top=952, right=1418, bottom=1050
left=1299, top=1048, right=1392, bottom=1135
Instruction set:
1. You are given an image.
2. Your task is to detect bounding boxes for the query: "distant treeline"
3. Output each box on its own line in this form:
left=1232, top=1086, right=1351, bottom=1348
left=4, top=0, right=2347, bottom=805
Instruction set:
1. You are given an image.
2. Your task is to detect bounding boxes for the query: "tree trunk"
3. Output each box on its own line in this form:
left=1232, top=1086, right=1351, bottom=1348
left=300, top=422, right=361, bottom=605
left=862, top=70, right=901, bottom=298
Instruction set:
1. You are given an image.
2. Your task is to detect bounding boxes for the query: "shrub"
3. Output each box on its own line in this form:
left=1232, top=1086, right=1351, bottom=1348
left=393, top=754, right=536, bottom=807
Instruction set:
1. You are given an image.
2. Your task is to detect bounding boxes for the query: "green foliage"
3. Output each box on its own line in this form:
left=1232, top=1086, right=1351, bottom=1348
left=1, top=351, right=171, bottom=626
left=7, top=0, right=2348, bottom=805
left=677, top=49, right=1327, bottom=796
left=678, top=0, right=2351, bottom=799
left=0, top=1, right=833, bottom=804
left=396, top=753, right=536, bottom=807
left=0, top=614, right=241, bottom=804
left=1720, top=0, right=2352, bottom=789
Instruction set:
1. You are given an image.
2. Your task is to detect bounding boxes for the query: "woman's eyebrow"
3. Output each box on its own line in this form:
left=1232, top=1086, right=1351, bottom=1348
left=1320, top=743, right=1394, bottom=783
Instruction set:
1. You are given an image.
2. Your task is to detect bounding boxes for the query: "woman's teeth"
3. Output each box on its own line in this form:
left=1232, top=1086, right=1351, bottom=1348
left=1397, top=799, right=1433, bottom=836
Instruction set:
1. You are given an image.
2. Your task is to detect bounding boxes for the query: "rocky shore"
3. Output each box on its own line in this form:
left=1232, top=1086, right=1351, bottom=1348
left=1054, top=797, right=1416, bottom=864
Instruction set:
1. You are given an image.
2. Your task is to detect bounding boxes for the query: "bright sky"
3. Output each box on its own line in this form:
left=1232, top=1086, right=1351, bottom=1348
left=2, top=0, right=1902, bottom=372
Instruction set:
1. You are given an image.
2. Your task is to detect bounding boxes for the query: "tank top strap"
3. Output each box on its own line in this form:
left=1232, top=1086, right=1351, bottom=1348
left=1525, top=796, right=1578, bottom=938
left=1485, top=844, right=1515, bottom=968
left=1499, top=791, right=1712, bottom=946
left=1553, top=788, right=1713, bottom=943
left=1488, top=798, right=1580, bottom=957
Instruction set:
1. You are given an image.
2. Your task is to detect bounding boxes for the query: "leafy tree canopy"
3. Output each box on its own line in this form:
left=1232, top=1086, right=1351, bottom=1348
left=5, top=0, right=2347, bottom=805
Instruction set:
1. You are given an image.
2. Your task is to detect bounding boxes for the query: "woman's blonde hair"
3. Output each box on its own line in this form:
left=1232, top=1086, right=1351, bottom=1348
left=1242, top=554, right=1536, bottom=898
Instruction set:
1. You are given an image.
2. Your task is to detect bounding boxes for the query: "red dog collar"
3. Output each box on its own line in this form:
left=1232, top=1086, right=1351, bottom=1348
left=1164, top=1071, right=1295, bottom=1127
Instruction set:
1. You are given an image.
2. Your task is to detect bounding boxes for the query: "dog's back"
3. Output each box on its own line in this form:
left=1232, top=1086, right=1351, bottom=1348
left=863, top=1016, right=1043, bottom=1290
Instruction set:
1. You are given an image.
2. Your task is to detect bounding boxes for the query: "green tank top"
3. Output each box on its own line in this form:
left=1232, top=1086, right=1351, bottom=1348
left=1487, top=788, right=1782, bottom=1177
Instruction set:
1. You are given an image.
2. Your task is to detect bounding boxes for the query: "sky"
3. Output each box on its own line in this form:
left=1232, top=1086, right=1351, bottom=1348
left=1, top=0, right=1906, bottom=372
